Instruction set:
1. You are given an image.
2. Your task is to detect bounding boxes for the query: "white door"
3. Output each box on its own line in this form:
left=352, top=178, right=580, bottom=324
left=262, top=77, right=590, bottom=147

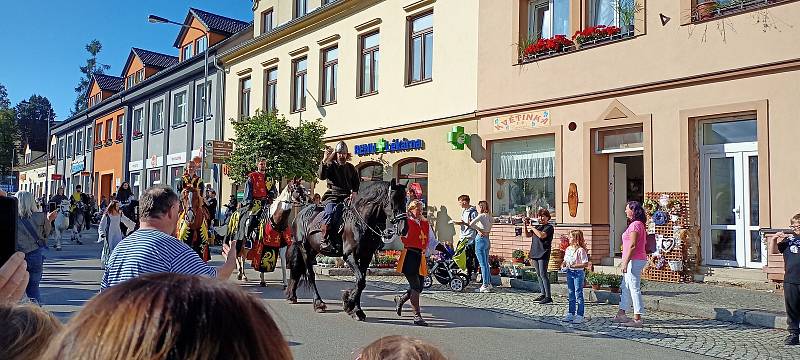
left=701, top=150, right=763, bottom=268
left=609, top=162, right=627, bottom=256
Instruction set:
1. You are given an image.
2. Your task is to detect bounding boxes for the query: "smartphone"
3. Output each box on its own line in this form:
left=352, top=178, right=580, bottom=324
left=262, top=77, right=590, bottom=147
left=0, top=196, right=18, bottom=266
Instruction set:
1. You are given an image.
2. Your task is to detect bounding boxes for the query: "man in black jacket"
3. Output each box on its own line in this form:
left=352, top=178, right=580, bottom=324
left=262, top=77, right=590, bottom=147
left=317, top=141, right=360, bottom=254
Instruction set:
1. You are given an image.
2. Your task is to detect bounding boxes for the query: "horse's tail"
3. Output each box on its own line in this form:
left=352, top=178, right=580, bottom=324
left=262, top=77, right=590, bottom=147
left=287, top=241, right=311, bottom=291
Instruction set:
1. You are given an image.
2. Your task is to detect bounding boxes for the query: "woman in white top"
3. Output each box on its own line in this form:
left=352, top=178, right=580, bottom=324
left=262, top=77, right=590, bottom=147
left=98, top=201, right=135, bottom=269
left=469, top=200, right=494, bottom=293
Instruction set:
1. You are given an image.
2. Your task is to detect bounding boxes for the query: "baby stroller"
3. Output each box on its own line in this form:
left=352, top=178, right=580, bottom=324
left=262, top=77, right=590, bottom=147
left=423, top=246, right=469, bottom=292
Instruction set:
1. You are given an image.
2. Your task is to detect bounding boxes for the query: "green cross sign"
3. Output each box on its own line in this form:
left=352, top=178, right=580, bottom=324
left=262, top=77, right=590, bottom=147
left=447, top=126, right=470, bottom=150
left=375, top=138, right=389, bottom=152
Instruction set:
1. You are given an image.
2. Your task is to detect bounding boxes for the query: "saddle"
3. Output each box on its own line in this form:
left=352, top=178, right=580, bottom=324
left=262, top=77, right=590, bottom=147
left=306, top=205, right=345, bottom=256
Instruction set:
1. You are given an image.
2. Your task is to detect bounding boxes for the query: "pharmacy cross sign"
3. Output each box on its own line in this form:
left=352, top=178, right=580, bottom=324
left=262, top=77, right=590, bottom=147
left=447, top=126, right=470, bottom=150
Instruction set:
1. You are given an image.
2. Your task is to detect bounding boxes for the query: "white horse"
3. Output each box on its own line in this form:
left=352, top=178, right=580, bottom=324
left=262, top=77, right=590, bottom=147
left=71, top=200, right=87, bottom=245
left=51, top=200, right=71, bottom=251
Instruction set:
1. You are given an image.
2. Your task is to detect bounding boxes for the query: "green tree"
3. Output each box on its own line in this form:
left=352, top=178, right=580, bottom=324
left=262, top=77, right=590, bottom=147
left=72, top=39, right=111, bottom=115
left=0, top=109, right=20, bottom=181
left=15, top=95, right=55, bottom=152
left=0, top=83, right=9, bottom=109
left=226, top=111, right=327, bottom=185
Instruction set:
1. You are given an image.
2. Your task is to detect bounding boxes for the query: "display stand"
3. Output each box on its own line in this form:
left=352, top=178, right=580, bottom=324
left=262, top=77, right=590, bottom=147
left=641, top=192, right=694, bottom=283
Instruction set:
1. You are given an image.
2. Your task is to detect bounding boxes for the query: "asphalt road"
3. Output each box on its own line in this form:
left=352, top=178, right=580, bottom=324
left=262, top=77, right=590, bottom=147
left=40, top=231, right=716, bottom=360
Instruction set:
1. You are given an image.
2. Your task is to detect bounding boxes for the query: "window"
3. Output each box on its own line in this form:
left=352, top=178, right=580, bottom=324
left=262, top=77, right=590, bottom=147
left=95, top=123, right=103, bottom=144
left=195, top=83, right=211, bottom=120
left=397, top=158, right=428, bottom=203
left=196, top=36, right=207, bottom=54
left=408, top=12, right=433, bottom=84
left=491, top=135, right=556, bottom=218
left=58, top=139, right=64, bottom=159
left=294, top=0, right=307, bottom=18
left=170, top=166, right=183, bottom=185
left=239, top=77, right=251, bottom=118
left=526, top=0, right=570, bottom=40
left=261, top=9, right=274, bottom=33
left=321, top=46, right=338, bottom=105
left=105, top=120, right=113, bottom=141
left=589, top=0, right=617, bottom=27
left=149, top=169, right=161, bottom=186
left=126, top=76, right=134, bottom=89
left=595, top=126, right=644, bottom=153
left=292, top=57, right=307, bottom=112
left=66, top=135, right=73, bottom=156
left=702, top=119, right=757, bottom=145
left=182, top=44, right=193, bottom=61
left=130, top=172, right=141, bottom=198
left=136, top=69, right=144, bottom=84
left=358, top=162, right=384, bottom=181
left=173, top=91, right=187, bottom=126
left=50, top=143, right=56, bottom=158
left=151, top=101, right=163, bottom=132
left=133, top=108, right=143, bottom=136
left=116, top=114, right=124, bottom=140
left=264, top=68, right=278, bottom=113
left=360, top=31, right=379, bottom=95
left=85, top=128, right=92, bottom=151
left=75, top=131, right=83, bottom=155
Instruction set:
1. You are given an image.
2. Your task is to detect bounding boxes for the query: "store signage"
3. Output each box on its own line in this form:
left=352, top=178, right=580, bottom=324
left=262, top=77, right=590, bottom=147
left=20, top=173, right=26, bottom=181
left=129, top=160, right=144, bottom=171
left=493, top=110, right=551, bottom=132
left=167, top=152, right=187, bottom=166
left=447, top=126, right=470, bottom=150
left=51, top=174, right=63, bottom=180
left=354, top=138, right=424, bottom=156
left=146, top=155, right=164, bottom=169
left=206, top=140, right=233, bottom=164
left=71, top=161, right=85, bottom=174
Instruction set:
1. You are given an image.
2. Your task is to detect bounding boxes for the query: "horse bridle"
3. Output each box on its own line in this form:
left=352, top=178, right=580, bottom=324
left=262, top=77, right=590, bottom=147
left=345, top=185, right=407, bottom=239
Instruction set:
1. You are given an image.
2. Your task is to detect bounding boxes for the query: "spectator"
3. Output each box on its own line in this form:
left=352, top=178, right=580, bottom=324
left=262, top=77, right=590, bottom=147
left=116, top=181, right=133, bottom=203
left=469, top=200, right=493, bottom=293
left=99, top=196, right=108, bottom=211
left=772, top=213, right=800, bottom=345
left=358, top=335, right=447, bottom=360
left=97, top=200, right=135, bottom=269
left=561, top=230, right=589, bottom=324
left=15, top=191, right=57, bottom=304
left=42, top=273, right=292, bottom=360
left=612, top=201, right=648, bottom=327
left=205, top=189, right=218, bottom=226
left=100, top=186, right=237, bottom=290
left=453, top=195, right=478, bottom=282
left=524, top=208, right=555, bottom=304
left=0, top=252, right=29, bottom=304
left=0, top=303, right=62, bottom=360
left=312, top=193, right=321, bottom=205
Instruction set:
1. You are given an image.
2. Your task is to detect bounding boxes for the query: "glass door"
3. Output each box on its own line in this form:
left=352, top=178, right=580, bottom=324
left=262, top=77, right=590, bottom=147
left=742, top=151, right=763, bottom=268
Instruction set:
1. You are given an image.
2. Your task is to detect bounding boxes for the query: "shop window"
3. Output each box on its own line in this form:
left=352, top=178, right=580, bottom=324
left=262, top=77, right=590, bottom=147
left=130, top=172, right=141, bottom=198
left=357, top=162, right=384, bottom=182
left=170, top=165, right=183, bottom=186
left=491, top=135, right=556, bottom=219
left=396, top=158, right=428, bottom=203
left=149, top=169, right=162, bottom=187
left=595, top=125, right=643, bottom=153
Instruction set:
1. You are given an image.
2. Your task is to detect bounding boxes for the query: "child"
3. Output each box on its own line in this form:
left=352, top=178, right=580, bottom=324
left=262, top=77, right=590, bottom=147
left=561, top=230, right=589, bottom=324
left=775, top=213, right=800, bottom=345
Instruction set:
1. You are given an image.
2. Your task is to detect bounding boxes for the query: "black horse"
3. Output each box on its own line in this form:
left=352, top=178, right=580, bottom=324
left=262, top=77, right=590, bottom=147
left=286, top=179, right=408, bottom=321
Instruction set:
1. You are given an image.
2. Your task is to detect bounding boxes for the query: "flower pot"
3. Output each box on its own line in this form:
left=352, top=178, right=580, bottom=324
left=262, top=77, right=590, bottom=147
left=490, top=267, right=501, bottom=276
left=696, top=1, right=718, bottom=20
left=668, top=260, right=684, bottom=272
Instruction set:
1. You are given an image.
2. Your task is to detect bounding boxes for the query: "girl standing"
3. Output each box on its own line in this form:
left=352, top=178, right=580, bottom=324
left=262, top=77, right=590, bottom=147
left=470, top=200, right=493, bottom=293
left=561, top=230, right=589, bottom=323
left=98, top=201, right=135, bottom=269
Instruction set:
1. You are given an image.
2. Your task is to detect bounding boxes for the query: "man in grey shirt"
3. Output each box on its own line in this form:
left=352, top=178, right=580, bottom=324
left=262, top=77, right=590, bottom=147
left=454, top=194, right=478, bottom=281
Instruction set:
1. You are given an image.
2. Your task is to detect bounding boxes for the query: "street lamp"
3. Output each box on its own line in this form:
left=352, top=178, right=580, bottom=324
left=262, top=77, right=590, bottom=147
left=148, top=13, right=211, bottom=181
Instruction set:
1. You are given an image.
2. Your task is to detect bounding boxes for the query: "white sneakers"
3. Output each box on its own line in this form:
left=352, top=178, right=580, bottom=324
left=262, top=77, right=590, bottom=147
left=562, top=313, right=585, bottom=324
left=572, top=315, right=584, bottom=324
left=476, top=285, right=492, bottom=293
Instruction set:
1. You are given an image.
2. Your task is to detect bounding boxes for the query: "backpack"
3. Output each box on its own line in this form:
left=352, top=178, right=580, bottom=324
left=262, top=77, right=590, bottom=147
left=645, top=233, right=657, bottom=254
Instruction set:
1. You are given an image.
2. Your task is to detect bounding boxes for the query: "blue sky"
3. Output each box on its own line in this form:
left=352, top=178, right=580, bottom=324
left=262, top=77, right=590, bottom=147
left=0, top=1, right=253, bottom=120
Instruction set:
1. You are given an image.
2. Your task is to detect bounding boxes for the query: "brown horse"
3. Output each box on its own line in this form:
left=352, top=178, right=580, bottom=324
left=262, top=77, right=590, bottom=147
left=177, top=176, right=213, bottom=261
left=286, top=179, right=408, bottom=321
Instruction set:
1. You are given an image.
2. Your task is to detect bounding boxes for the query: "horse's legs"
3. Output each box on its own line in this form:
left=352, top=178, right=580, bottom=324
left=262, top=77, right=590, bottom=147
left=259, top=272, right=266, bottom=287
left=55, top=230, right=62, bottom=251
left=343, top=253, right=369, bottom=321
left=307, top=253, right=326, bottom=313
left=286, top=243, right=304, bottom=304
left=279, top=246, right=288, bottom=289
left=239, top=249, right=249, bottom=281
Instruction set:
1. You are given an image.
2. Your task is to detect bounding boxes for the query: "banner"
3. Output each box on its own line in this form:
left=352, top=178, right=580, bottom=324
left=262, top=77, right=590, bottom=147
left=492, top=110, right=551, bottom=132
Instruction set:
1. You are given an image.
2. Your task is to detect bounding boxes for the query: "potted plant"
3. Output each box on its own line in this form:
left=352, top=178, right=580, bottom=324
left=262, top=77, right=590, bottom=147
left=489, top=255, right=503, bottom=276
left=511, top=249, right=526, bottom=263
left=615, top=0, right=643, bottom=33
left=132, top=129, right=143, bottom=137
left=586, top=272, right=603, bottom=290
left=605, top=274, right=623, bottom=293
left=522, top=35, right=575, bottom=59
left=572, top=25, right=621, bottom=47
left=695, top=0, right=719, bottom=21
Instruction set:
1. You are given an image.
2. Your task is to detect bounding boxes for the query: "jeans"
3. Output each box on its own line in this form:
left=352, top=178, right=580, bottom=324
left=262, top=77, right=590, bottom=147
left=532, top=255, right=551, bottom=298
left=474, top=235, right=491, bottom=286
left=25, top=248, right=45, bottom=304
left=322, top=202, right=342, bottom=226
left=566, top=269, right=585, bottom=316
left=620, top=259, right=647, bottom=315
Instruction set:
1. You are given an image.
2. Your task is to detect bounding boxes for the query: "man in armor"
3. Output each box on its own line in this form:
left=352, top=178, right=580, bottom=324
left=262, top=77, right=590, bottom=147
left=240, top=158, right=278, bottom=248
left=317, top=141, right=360, bottom=254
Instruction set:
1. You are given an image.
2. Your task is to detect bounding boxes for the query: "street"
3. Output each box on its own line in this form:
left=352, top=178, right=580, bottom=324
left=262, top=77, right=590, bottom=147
left=40, top=229, right=794, bottom=360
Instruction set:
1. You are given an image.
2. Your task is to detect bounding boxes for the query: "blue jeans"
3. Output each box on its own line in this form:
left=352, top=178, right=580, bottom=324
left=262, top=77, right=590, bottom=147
left=322, top=202, right=342, bottom=226
left=25, top=248, right=45, bottom=304
left=474, top=235, right=491, bottom=286
left=566, top=269, right=585, bottom=316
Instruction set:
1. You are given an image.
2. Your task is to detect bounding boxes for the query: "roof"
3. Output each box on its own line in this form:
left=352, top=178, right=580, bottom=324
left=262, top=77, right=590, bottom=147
left=173, top=8, right=250, bottom=48
left=92, top=73, right=123, bottom=92
left=13, top=152, right=48, bottom=172
left=120, top=48, right=178, bottom=77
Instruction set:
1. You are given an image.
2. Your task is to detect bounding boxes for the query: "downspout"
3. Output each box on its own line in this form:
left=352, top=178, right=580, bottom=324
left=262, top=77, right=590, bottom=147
left=213, top=55, right=227, bottom=213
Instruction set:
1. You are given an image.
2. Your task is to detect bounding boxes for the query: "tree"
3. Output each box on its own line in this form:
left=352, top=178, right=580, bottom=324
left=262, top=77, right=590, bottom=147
left=0, top=109, right=20, bottom=181
left=72, top=39, right=111, bottom=115
left=0, top=83, right=9, bottom=109
left=226, top=111, right=327, bottom=185
left=15, top=95, right=54, bottom=152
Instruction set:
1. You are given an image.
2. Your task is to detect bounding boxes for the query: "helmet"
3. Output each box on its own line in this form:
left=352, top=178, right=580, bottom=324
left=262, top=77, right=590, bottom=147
left=334, top=141, right=349, bottom=154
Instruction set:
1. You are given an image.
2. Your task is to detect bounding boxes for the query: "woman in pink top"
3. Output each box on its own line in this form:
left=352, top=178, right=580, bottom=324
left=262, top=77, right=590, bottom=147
left=612, top=201, right=648, bottom=327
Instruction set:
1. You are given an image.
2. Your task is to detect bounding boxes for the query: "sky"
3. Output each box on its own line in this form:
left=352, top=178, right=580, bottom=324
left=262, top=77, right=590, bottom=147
left=0, top=1, right=253, bottom=121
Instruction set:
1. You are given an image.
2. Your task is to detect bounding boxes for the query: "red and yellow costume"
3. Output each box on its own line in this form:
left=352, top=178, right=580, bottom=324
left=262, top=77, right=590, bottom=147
left=250, top=221, right=293, bottom=272
left=396, top=218, right=430, bottom=277
left=176, top=174, right=212, bottom=262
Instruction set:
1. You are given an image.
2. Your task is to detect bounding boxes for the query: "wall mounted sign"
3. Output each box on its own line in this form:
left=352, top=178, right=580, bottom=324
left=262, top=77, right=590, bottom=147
left=20, top=173, right=26, bottom=181
left=167, top=152, right=187, bottom=166
left=447, top=126, right=470, bottom=150
left=51, top=174, right=63, bottom=180
left=129, top=160, right=144, bottom=171
left=493, top=110, right=551, bottom=132
left=71, top=161, right=85, bottom=174
left=354, top=138, right=424, bottom=156
left=146, top=155, right=164, bottom=169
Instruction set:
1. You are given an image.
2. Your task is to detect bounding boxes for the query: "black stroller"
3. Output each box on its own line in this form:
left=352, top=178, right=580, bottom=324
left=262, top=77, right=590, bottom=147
left=423, top=249, right=469, bottom=292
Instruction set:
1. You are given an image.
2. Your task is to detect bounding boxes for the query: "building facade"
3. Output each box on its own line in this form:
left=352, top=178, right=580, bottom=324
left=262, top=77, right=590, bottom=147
left=15, top=145, right=52, bottom=199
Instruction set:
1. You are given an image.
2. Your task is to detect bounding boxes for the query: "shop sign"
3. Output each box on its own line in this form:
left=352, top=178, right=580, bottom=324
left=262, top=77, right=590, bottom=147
left=20, top=173, right=26, bottom=181
left=129, top=160, right=144, bottom=171
left=37, top=171, right=47, bottom=178
left=492, top=110, right=551, bottom=132
left=447, top=126, right=470, bottom=150
left=167, top=152, right=187, bottom=166
left=354, top=138, right=424, bottom=157
left=146, top=155, right=164, bottom=169
left=71, top=161, right=85, bottom=174
left=51, top=174, right=63, bottom=180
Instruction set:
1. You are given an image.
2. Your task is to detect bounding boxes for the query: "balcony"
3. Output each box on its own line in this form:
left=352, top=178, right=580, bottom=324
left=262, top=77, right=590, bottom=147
left=692, top=0, right=792, bottom=23
left=115, top=134, right=124, bottom=144
left=518, top=26, right=635, bottom=65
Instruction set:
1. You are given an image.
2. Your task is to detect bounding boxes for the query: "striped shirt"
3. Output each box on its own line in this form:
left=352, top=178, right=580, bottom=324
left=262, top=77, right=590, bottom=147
left=101, top=229, right=217, bottom=290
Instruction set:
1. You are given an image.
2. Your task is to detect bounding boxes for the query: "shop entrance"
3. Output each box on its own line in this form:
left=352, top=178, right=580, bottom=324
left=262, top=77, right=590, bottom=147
left=608, top=153, right=644, bottom=257
left=100, top=174, right=113, bottom=203
left=699, top=118, right=761, bottom=268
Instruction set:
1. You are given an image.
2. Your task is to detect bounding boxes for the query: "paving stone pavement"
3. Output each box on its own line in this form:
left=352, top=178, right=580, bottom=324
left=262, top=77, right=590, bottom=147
left=331, top=275, right=800, bottom=360
left=640, top=281, right=785, bottom=315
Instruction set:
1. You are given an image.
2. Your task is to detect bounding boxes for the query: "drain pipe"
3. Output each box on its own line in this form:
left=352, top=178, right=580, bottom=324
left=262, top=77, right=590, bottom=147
left=213, top=55, right=227, bottom=213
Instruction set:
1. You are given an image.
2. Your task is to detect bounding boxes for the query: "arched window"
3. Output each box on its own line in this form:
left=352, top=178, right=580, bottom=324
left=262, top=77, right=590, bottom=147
left=357, top=161, right=384, bottom=182
left=396, top=158, right=428, bottom=203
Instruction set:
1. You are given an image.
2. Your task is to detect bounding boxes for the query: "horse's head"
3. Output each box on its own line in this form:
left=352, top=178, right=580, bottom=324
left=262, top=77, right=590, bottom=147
left=386, top=179, right=409, bottom=237
left=59, top=200, right=71, bottom=214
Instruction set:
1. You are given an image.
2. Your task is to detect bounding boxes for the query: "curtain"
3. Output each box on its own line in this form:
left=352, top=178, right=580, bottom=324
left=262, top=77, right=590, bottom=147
left=498, top=150, right=555, bottom=180
left=591, top=0, right=616, bottom=26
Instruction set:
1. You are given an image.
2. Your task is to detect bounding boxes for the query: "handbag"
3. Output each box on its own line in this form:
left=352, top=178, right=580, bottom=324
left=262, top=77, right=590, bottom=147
left=21, top=217, right=47, bottom=249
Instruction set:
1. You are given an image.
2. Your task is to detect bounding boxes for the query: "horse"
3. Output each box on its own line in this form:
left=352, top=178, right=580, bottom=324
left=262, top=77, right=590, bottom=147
left=70, top=201, right=87, bottom=245
left=177, top=181, right=213, bottom=261
left=286, top=179, right=408, bottom=321
left=52, top=200, right=72, bottom=251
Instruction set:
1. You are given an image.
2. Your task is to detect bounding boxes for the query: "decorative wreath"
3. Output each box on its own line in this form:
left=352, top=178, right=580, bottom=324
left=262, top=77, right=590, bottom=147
left=643, top=199, right=660, bottom=216
left=652, top=210, right=668, bottom=226
left=666, top=199, right=683, bottom=215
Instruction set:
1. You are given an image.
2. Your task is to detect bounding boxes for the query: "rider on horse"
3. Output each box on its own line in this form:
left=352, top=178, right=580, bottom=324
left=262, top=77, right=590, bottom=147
left=317, top=141, right=360, bottom=255
left=241, top=158, right=278, bottom=246
left=70, top=184, right=91, bottom=231
left=175, top=159, right=213, bottom=261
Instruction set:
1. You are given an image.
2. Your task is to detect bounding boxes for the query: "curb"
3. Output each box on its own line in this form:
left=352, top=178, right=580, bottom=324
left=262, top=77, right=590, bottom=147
left=313, top=266, right=404, bottom=277
left=509, top=278, right=788, bottom=330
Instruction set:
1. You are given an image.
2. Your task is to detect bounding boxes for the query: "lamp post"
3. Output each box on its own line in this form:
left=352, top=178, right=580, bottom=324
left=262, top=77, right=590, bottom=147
left=148, top=14, right=211, bottom=181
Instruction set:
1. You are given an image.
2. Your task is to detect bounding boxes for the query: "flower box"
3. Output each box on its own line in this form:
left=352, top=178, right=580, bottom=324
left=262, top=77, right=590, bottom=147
left=572, top=25, right=622, bottom=47
left=521, top=35, right=575, bottom=61
left=132, top=130, right=143, bottom=138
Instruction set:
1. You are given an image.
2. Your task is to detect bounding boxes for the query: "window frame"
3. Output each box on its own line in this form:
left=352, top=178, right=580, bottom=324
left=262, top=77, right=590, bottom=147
left=196, top=36, right=207, bottom=55
left=194, top=82, right=212, bottom=121
left=105, top=120, right=113, bottom=143
left=85, top=127, right=92, bottom=152
left=116, top=114, right=124, bottom=141
left=239, top=77, right=252, bottom=119
left=66, top=134, right=73, bottom=156
left=294, top=0, right=308, bottom=19
left=151, top=100, right=164, bottom=133
left=320, top=46, right=338, bottom=106
left=264, top=67, right=278, bottom=114
left=95, top=123, right=103, bottom=146
left=132, top=108, right=144, bottom=137
left=149, top=168, right=162, bottom=186
left=75, top=131, right=83, bottom=155
left=261, top=8, right=274, bottom=33
left=407, top=11, right=434, bottom=85
left=172, top=91, right=188, bottom=127
left=359, top=31, right=380, bottom=97
left=291, top=57, right=307, bottom=113
left=182, top=44, right=193, bottom=61
left=58, top=138, right=64, bottom=159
